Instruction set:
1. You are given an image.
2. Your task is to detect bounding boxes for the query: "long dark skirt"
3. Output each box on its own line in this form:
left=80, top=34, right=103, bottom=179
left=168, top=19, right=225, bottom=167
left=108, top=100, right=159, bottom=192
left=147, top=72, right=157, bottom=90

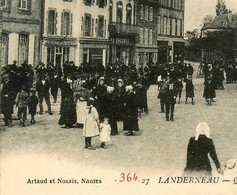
left=123, top=116, right=139, bottom=131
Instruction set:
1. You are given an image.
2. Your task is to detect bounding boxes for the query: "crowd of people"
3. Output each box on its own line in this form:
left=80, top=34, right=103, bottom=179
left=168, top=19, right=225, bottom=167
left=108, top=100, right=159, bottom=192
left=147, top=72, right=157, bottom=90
left=1, top=59, right=237, bottom=147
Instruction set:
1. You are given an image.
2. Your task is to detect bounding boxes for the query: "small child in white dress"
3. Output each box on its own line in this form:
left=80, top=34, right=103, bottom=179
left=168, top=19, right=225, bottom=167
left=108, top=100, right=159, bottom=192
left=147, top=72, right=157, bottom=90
left=99, top=118, right=111, bottom=149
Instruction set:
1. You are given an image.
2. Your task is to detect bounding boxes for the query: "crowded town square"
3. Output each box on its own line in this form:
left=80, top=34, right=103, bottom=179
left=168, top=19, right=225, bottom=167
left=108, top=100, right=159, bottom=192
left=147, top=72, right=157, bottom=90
left=1, top=0, right=237, bottom=194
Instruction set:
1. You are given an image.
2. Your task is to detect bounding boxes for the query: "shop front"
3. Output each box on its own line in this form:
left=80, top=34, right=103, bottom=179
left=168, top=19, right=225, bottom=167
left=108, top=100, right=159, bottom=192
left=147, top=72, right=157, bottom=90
left=135, top=46, right=158, bottom=68
left=79, top=39, right=109, bottom=66
left=109, top=36, right=136, bottom=65
left=173, top=41, right=184, bottom=63
left=157, top=41, right=169, bottom=64
left=42, top=37, right=77, bottom=68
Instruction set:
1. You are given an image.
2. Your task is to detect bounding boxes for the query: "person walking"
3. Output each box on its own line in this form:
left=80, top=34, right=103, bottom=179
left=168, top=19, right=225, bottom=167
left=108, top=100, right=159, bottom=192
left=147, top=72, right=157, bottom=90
left=184, top=122, right=221, bottom=176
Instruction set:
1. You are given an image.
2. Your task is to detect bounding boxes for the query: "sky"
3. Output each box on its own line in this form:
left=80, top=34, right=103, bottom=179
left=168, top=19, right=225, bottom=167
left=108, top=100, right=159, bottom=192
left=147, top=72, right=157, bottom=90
left=185, top=0, right=237, bottom=32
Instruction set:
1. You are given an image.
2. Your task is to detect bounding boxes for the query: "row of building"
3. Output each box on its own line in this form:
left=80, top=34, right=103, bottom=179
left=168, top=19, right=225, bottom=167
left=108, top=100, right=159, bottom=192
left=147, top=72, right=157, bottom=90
left=0, top=0, right=185, bottom=69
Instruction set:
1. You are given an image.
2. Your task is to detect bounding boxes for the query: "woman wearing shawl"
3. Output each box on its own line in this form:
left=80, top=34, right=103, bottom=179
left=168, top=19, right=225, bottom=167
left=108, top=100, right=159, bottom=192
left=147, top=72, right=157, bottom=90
left=184, top=122, right=221, bottom=176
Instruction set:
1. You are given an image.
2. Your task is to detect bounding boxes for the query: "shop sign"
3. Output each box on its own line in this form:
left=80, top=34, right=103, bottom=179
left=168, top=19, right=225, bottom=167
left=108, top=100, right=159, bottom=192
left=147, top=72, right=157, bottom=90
left=45, top=39, right=77, bottom=46
left=112, top=38, right=130, bottom=44
left=81, top=43, right=108, bottom=48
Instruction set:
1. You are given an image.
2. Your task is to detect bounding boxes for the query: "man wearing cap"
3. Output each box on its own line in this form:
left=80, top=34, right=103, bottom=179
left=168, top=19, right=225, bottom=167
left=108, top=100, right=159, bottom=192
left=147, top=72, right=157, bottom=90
left=1, top=74, right=15, bottom=127
left=36, top=75, right=53, bottom=115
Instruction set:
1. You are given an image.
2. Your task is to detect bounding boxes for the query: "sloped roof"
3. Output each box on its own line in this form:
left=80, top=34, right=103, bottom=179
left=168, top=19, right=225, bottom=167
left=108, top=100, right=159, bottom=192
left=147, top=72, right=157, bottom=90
left=202, top=13, right=237, bottom=30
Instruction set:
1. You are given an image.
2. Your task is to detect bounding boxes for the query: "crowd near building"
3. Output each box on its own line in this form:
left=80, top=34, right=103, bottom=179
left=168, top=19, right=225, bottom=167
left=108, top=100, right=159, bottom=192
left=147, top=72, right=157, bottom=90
left=1, top=0, right=185, bottom=68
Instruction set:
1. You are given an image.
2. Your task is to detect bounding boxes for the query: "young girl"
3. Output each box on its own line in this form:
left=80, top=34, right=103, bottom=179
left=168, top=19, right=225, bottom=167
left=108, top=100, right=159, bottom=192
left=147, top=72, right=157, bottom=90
left=99, top=118, right=111, bottom=149
left=83, top=103, right=100, bottom=150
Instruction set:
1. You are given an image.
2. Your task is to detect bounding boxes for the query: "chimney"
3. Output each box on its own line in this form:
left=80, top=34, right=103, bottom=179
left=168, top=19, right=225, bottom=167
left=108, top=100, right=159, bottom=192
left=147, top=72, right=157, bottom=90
left=228, top=10, right=232, bottom=22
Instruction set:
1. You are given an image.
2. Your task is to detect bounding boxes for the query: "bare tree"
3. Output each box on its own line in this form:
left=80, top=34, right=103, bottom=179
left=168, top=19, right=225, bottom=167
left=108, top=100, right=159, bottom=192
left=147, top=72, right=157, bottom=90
left=216, top=0, right=229, bottom=16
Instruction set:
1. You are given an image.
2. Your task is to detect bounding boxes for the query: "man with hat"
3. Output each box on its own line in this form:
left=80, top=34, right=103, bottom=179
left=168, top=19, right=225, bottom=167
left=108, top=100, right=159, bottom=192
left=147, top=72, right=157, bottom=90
left=36, top=75, right=53, bottom=115
left=1, top=73, right=15, bottom=127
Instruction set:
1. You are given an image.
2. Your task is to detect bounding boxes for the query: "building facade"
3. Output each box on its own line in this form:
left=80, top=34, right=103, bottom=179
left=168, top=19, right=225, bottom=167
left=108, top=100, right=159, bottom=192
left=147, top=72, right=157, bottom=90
left=157, top=0, right=185, bottom=64
left=108, top=0, right=137, bottom=65
left=42, top=0, right=78, bottom=68
left=1, top=0, right=42, bottom=66
left=42, top=0, right=109, bottom=68
left=78, top=0, right=110, bottom=67
left=135, top=0, right=158, bottom=68
left=201, top=12, right=237, bottom=62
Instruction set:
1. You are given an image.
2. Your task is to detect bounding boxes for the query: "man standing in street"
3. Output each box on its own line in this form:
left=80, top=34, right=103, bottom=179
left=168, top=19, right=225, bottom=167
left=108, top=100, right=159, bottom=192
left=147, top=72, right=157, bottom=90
left=36, top=75, right=53, bottom=115
left=164, top=76, right=177, bottom=121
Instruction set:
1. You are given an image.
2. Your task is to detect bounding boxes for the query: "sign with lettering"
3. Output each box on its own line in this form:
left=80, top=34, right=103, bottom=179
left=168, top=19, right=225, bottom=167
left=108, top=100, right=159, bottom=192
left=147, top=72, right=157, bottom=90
left=44, top=39, right=77, bottom=46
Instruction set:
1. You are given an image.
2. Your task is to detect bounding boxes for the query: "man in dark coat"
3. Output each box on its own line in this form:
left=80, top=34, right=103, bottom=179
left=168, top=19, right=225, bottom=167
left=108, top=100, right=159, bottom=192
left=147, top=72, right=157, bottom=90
left=36, top=76, right=53, bottom=115
left=51, top=71, right=61, bottom=103
left=1, top=74, right=15, bottom=127
left=163, top=77, right=177, bottom=121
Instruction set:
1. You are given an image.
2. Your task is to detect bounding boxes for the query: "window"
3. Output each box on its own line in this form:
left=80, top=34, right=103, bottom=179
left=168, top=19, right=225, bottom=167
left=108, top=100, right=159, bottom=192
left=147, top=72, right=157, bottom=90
left=2, top=0, right=6, bottom=7
left=84, top=0, right=92, bottom=6
left=140, top=4, right=144, bottom=20
left=139, top=28, right=144, bottom=44
left=167, top=18, right=171, bottom=35
left=109, top=0, right=113, bottom=22
left=48, top=10, right=57, bottom=35
left=145, top=6, right=148, bottom=20
left=161, top=16, right=163, bottom=34
left=157, top=16, right=161, bottom=34
left=149, top=7, right=153, bottom=21
left=126, top=3, right=132, bottom=24
left=116, top=1, right=123, bottom=23
left=63, top=47, right=70, bottom=62
left=149, top=29, right=153, bottom=45
left=177, top=19, right=181, bottom=36
left=98, top=16, right=104, bottom=37
left=84, top=14, right=91, bottom=36
left=18, top=35, right=29, bottom=65
left=164, top=17, right=167, bottom=35
left=47, top=47, right=55, bottom=65
left=172, top=19, right=176, bottom=35
left=181, top=20, right=184, bottom=36
left=98, top=0, right=105, bottom=8
left=1, top=34, right=8, bottom=65
left=61, top=11, right=72, bottom=35
left=144, top=29, right=148, bottom=45
left=19, top=0, right=27, bottom=9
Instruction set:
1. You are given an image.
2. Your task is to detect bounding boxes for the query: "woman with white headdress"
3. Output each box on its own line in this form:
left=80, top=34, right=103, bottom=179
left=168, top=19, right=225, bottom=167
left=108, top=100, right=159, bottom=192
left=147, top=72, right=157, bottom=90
left=184, top=122, right=221, bottom=176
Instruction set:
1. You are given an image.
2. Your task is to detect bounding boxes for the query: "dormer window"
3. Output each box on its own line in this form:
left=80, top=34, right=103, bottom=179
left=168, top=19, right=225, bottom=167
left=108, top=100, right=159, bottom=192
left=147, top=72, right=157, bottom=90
left=222, top=20, right=227, bottom=27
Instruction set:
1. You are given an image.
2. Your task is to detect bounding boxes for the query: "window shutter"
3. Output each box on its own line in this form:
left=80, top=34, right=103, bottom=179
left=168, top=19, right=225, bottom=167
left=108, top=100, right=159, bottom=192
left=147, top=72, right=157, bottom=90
left=95, top=18, right=98, bottom=37
left=104, top=19, right=106, bottom=37
left=27, top=0, right=31, bottom=11
left=92, top=18, right=94, bottom=37
left=46, top=10, right=49, bottom=34
left=55, top=11, right=58, bottom=35
left=70, top=13, right=73, bottom=36
left=81, top=16, right=84, bottom=36
left=61, top=12, right=64, bottom=35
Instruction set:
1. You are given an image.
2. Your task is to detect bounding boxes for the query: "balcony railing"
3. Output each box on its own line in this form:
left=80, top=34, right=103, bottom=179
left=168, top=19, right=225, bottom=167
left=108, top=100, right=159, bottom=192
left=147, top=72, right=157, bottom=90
left=108, top=22, right=138, bottom=35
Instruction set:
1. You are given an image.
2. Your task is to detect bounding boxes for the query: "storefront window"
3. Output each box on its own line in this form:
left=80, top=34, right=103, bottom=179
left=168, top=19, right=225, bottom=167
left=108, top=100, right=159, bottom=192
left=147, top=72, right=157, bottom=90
left=18, top=34, right=29, bottom=65
left=116, top=1, right=123, bottom=23
left=47, top=47, right=55, bottom=65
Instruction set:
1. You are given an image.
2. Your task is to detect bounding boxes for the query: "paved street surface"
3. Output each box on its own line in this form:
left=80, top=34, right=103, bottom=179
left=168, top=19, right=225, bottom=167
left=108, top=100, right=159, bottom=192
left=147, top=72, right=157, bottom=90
left=1, top=61, right=237, bottom=194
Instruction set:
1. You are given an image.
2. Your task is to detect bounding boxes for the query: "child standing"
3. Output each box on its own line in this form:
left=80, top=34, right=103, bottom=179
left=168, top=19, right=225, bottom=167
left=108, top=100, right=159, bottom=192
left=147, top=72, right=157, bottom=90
left=184, top=76, right=195, bottom=105
left=83, top=104, right=100, bottom=150
left=15, top=86, right=29, bottom=127
left=28, top=88, right=38, bottom=124
left=99, top=118, right=111, bottom=149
